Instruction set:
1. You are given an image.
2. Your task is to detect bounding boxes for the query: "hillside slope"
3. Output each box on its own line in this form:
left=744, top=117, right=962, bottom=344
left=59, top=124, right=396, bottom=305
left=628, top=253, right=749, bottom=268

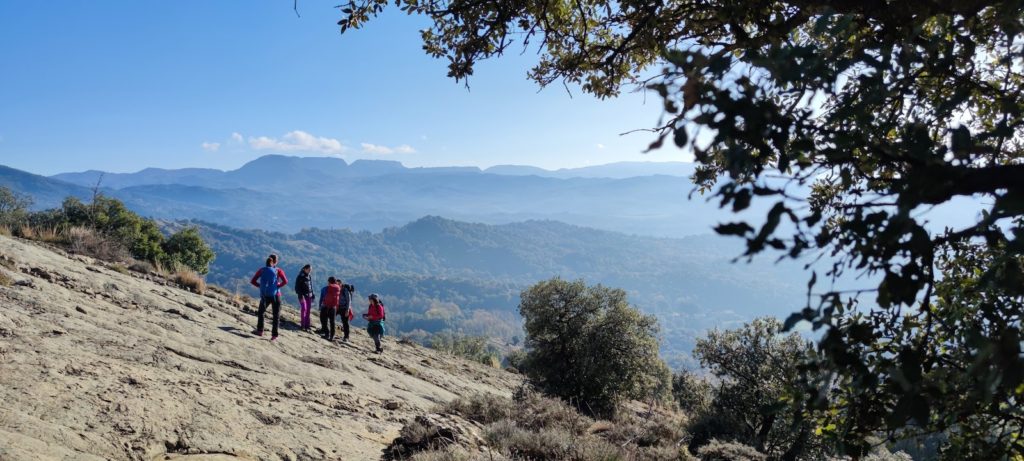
left=0, top=235, right=520, bottom=460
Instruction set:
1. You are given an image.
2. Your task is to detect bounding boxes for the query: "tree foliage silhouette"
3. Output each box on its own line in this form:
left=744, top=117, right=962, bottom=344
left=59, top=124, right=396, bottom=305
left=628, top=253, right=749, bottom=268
left=341, top=2, right=1024, bottom=457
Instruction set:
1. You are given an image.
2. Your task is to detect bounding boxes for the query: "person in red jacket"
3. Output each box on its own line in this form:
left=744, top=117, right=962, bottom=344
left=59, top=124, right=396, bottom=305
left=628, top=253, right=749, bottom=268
left=362, top=293, right=386, bottom=353
left=250, top=256, right=288, bottom=341
left=319, top=277, right=342, bottom=341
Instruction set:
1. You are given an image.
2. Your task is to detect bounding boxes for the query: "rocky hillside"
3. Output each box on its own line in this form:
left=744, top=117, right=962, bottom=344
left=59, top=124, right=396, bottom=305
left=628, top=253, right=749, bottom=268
left=0, top=235, right=521, bottom=460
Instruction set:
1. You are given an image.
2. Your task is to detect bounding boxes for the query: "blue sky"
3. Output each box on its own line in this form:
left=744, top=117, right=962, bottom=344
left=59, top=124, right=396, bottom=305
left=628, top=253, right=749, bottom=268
left=0, top=1, right=686, bottom=176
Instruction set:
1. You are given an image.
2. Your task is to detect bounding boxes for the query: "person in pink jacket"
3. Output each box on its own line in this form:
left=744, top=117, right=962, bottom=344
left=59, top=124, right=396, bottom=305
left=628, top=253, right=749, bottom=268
left=362, top=293, right=386, bottom=353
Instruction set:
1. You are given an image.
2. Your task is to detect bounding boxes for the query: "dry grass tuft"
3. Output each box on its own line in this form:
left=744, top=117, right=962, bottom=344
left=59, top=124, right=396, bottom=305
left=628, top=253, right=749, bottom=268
left=16, top=225, right=35, bottom=240
left=33, top=226, right=64, bottom=244
left=173, top=269, right=206, bottom=295
left=0, top=270, right=11, bottom=287
left=67, top=227, right=129, bottom=262
left=110, top=263, right=129, bottom=275
left=0, top=225, right=11, bottom=237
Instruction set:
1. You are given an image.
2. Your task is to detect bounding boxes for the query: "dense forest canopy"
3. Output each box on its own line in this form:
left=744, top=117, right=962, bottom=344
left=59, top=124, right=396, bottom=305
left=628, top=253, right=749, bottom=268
left=339, top=1, right=1024, bottom=457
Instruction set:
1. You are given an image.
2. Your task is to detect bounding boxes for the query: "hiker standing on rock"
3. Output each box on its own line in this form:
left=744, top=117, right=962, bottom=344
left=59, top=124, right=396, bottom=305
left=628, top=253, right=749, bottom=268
left=319, top=277, right=341, bottom=341
left=255, top=253, right=280, bottom=325
left=336, top=278, right=355, bottom=343
left=250, top=256, right=288, bottom=341
left=363, top=293, right=386, bottom=354
left=294, top=264, right=315, bottom=332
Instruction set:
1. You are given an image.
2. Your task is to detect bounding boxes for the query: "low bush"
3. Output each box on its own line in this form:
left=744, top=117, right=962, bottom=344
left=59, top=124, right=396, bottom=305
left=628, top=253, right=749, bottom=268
left=173, top=269, right=206, bottom=295
left=512, top=387, right=592, bottom=434
left=128, top=260, right=155, bottom=274
left=442, top=394, right=515, bottom=425
left=696, top=439, right=767, bottom=461
left=428, top=333, right=502, bottom=367
left=405, top=389, right=695, bottom=461
left=502, top=348, right=527, bottom=372
left=409, top=446, right=482, bottom=461
left=0, top=270, right=12, bottom=287
left=110, top=264, right=129, bottom=275
left=605, top=409, right=688, bottom=449
left=483, top=419, right=578, bottom=460
left=67, top=226, right=130, bottom=262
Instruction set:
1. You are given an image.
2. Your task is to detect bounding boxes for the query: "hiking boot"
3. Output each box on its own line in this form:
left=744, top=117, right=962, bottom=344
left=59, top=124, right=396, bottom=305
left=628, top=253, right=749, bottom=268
left=375, top=348, right=383, bottom=354
left=270, top=336, right=278, bottom=342
left=252, top=330, right=264, bottom=337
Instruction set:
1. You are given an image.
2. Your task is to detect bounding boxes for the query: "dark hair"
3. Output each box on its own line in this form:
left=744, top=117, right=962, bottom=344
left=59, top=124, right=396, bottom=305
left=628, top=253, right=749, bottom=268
left=302, top=264, right=311, bottom=270
left=269, top=253, right=278, bottom=263
left=265, top=257, right=273, bottom=266
left=327, top=276, right=336, bottom=284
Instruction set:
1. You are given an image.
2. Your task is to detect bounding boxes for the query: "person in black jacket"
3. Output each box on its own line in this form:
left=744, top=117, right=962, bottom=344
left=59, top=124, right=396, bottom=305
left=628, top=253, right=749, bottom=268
left=294, top=264, right=314, bottom=332
left=336, top=280, right=355, bottom=342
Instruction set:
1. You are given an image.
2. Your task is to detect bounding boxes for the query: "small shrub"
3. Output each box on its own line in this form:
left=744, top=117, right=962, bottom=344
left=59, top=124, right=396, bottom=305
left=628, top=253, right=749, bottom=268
left=513, top=387, right=592, bottom=433
left=128, top=260, right=155, bottom=274
left=409, top=446, right=477, bottom=461
left=173, top=269, right=206, bottom=295
left=110, top=264, right=129, bottom=275
left=160, top=226, right=215, bottom=274
left=0, top=270, right=12, bottom=287
left=0, top=255, right=16, bottom=270
left=606, top=410, right=687, bottom=449
left=442, top=394, right=515, bottom=424
left=0, top=225, right=10, bottom=236
left=696, top=439, right=766, bottom=461
left=484, top=419, right=576, bottom=460
left=503, top=348, right=528, bottom=372
left=67, top=226, right=129, bottom=262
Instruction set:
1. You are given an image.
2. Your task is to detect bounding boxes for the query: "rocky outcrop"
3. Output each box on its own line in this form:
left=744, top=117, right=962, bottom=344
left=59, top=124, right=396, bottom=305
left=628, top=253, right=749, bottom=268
left=0, top=235, right=521, bottom=460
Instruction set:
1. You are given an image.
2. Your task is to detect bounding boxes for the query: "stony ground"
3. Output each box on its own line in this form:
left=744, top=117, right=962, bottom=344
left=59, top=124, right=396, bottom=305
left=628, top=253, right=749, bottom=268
left=0, top=235, right=521, bottom=460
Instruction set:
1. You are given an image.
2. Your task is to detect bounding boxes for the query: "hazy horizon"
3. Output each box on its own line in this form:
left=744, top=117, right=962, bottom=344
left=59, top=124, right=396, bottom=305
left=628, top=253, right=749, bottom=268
left=36, top=154, right=694, bottom=177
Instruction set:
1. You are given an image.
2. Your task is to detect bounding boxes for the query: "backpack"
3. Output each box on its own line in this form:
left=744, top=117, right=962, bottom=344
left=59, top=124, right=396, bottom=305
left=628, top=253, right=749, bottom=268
left=339, top=284, right=354, bottom=308
left=324, top=284, right=342, bottom=308
left=258, top=267, right=279, bottom=297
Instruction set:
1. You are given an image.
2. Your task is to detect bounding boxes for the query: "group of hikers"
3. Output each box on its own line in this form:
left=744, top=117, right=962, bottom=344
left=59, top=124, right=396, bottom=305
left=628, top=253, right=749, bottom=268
left=248, top=254, right=387, bottom=353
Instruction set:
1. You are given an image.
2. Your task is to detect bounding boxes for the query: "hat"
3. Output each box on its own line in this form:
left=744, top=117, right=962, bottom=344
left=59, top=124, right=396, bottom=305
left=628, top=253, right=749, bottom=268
left=368, top=293, right=380, bottom=301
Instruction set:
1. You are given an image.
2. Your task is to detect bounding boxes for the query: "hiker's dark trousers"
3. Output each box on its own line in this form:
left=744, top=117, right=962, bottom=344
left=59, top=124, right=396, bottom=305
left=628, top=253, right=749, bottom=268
left=320, top=306, right=336, bottom=339
left=257, top=295, right=282, bottom=337
left=338, top=306, right=351, bottom=339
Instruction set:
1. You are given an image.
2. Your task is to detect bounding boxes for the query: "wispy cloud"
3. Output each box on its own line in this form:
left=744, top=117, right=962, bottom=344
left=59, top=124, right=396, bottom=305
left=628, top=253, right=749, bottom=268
left=201, top=141, right=221, bottom=152
left=249, top=130, right=346, bottom=155
left=361, top=143, right=417, bottom=155
left=230, top=132, right=244, bottom=143
left=596, top=143, right=606, bottom=150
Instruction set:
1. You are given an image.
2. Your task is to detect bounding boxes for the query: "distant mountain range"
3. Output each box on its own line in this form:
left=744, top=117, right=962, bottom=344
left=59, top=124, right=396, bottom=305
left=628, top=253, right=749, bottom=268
left=52, top=157, right=697, bottom=189
left=2, top=156, right=747, bottom=237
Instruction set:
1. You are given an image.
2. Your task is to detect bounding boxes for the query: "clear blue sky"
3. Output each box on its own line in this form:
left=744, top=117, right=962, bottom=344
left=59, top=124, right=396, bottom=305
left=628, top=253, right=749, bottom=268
left=0, top=1, right=686, bottom=176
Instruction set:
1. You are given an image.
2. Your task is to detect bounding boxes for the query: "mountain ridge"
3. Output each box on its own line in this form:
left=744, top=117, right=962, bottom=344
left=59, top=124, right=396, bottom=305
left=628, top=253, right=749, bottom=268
left=51, top=155, right=696, bottom=188
left=3, top=161, right=734, bottom=236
